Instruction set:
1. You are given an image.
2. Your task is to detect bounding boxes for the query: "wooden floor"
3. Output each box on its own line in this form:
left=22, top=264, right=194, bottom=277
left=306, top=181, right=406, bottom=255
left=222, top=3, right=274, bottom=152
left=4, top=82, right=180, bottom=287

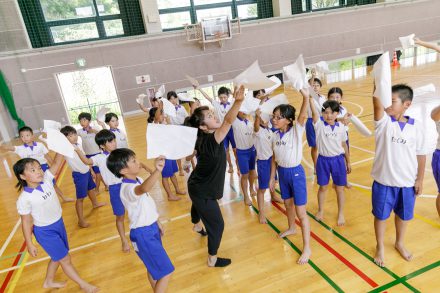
left=1, top=59, right=440, bottom=292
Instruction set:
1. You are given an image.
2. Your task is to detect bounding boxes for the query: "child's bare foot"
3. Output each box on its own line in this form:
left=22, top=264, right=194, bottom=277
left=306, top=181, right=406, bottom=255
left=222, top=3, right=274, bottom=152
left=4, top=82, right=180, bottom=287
left=337, top=214, right=345, bottom=226
left=395, top=243, right=413, bottom=261
left=315, top=211, right=324, bottom=221
left=43, top=280, right=67, bottom=289
left=259, top=214, right=267, bottom=224
left=374, top=245, right=385, bottom=267
left=271, top=195, right=283, bottom=204
left=122, top=240, right=130, bottom=253
left=93, top=202, right=106, bottom=208
left=168, top=195, right=182, bottom=201
left=78, top=221, right=90, bottom=228
left=244, top=196, right=252, bottom=206
left=278, top=227, right=296, bottom=238
left=227, top=167, right=233, bottom=173
left=62, top=197, right=75, bottom=203
left=176, top=190, right=186, bottom=195
left=81, top=283, right=100, bottom=293
left=297, top=248, right=311, bottom=265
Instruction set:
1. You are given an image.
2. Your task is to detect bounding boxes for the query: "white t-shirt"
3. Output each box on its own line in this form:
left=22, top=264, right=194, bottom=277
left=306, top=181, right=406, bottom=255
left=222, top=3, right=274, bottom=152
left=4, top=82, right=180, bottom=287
left=272, top=123, right=305, bottom=168
left=314, top=118, right=347, bottom=157
left=212, top=101, right=232, bottom=123
left=91, top=152, right=121, bottom=186
left=371, top=113, right=427, bottom=187
left=110, top=129, right=128, bottom=148
left=65, top=144, right=90, bottom=174
left=14, top=142, right=48, bottom=164
left=307, top=94, right=326, bottom=117
left=16, top=171, right=62, bottom=227
left=232, top=118, right=254, bottom=150
left=120, top=178, right=159, bottom=229
left=254, top=127, right=273, bottom=160
left=77, top=127, right=100, bottom=155
left=169, top=105, right=188, bottom=125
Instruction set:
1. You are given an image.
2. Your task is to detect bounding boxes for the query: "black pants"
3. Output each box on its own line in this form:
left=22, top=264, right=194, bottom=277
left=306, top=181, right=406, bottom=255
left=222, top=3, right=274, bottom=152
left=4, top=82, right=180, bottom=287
left=190, top=196, right=224, bottom=256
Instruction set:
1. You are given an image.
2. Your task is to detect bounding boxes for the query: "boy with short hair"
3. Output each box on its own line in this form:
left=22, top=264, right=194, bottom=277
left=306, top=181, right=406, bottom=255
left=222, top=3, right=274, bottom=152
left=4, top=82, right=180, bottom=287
left=60, top=126, right=105, bottom=228
left=371, top=84, right=427, bottom=267
left=107, top=149, right=174, bottom=291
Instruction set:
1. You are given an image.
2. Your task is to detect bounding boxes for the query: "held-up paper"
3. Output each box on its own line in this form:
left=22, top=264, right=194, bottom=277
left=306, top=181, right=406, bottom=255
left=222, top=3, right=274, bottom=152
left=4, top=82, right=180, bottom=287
left=350, top=115, right=372, bottom=137
left=399, top=34, right=415, bottom=50
left=47, top=128, right=75, bottom=158
left=96, top=107, right=110, bottom=122
left=283, top=55, right=308, bottom=91
left=43, top=120, right=61, bottom=132
left=137, top=94, right=147, bottom=105
left=185, top=75, right=200, bottom=87
left=160, top=98, right=177, bottom=117
left=156, top=84, right=166, bottom=98
left=372, top=52, right=392, bottom=109
left=259, top=93, right=288, bottom=115
left=177, top=92, right=194, bottom=102
left=315, top=61, right=330, bottom=74
left=146, top=124, right=197, bottom=160
left=240, top=90, right=261, bottom=114
left=264, top=76, right=282, bottom=95
left=233, top=60, right=276, bottom=90
left=413, top=84, right=436, bottom=98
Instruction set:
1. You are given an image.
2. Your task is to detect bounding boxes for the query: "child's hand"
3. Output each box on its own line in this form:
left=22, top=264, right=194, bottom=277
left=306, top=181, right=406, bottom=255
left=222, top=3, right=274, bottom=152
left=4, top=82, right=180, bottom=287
left=158, top=222, right=165, bottom=236
left=27, top=243, right=38, bottom=257
left=73, top=144, right=81, bottom=151
left=233, top=85, right=245, bottom=102
left=155, top=156, right=165, bottom=172
left=183, top=160, right=191, bottom=173
left=415, top=179, right=423, bottom=196
left=269, top=178, right=276, bottom=193
left=341, top=113, right=352, bottom=126
left=91, top=170, right=96, bottom=182
left=255, top=109, right=262, bottom=117
left=414, top=37, right=421, bottom=45
left=346, top=163, right=351, bottom=174
left=300, top=87, right=310, bottom=98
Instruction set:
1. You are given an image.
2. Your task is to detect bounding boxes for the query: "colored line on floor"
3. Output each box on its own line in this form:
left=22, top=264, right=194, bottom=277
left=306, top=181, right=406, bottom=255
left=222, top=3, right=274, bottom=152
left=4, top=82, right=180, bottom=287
left=250, top=205, right=344, bottom=293
left=368, top=260, right=440, bottom=293
left=274, top=188, right=419, bottom=292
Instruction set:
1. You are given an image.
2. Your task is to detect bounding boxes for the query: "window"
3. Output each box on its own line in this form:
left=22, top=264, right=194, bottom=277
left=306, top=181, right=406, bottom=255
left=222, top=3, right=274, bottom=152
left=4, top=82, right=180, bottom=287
left=18, top=0, right=145, bottom=48
left=158, top=0, right=261, bottom=31
left=292, top=0, right=376, bottom=14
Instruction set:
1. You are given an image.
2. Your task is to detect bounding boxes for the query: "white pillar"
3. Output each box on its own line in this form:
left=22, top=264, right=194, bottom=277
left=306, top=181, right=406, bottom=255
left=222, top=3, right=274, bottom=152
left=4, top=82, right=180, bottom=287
left=139, top=0, right=162, bottom=34
left=272, top=0, right=292, bottom=17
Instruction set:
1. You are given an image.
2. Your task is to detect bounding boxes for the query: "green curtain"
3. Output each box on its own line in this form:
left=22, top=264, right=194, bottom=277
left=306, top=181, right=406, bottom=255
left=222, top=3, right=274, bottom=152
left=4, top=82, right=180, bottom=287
left=0, top=71, right=25, bottom=130
left=118, top=0, right=146, bottom=36
left=258, top=0, right=273, bottom=19
left=18, top=0, right=51, bottom=48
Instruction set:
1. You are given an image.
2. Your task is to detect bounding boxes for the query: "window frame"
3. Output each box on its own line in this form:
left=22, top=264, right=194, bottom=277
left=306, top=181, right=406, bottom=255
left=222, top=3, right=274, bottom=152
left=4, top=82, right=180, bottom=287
left=292, top=0, right=376, bottom=14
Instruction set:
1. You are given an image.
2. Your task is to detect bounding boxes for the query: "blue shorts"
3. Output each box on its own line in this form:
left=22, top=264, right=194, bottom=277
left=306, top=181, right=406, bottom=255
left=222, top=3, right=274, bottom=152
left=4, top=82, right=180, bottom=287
left=41, top=163, right=56, bottom=184
left=223, top=127, right=236, bottom=149
left=33, top=218, right=69, bottom=261
left=257, top=157, right=272, bottom=190
left=277, top=165, right=307, bottom=205
left=162, top=159, right=178, bottom=178
left=305, top=118, right=316, bottom=147
left=316, top=154, right=347, bottom=186
left=237, top=147, right=256, bottom=175
left=86, top=154, right=101, bottom=174
left=431, top=149, right=440, bottom=193
left=372, top=181, right=415, bottom=221
left=130, top=222, right=175, bottom=281
left=109, top=183, right=124, bottom=216
left=72, top=171, right=96, bottom=199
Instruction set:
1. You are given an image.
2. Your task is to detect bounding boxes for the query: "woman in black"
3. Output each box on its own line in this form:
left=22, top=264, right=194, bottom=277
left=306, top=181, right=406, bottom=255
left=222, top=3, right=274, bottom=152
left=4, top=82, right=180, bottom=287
left=185, top=86, right=245, bottom=267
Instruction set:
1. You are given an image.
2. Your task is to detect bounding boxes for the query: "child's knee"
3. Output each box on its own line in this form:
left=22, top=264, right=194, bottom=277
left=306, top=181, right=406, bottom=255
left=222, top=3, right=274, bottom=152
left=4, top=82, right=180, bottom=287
left=319, top=185, right=328, bottom=191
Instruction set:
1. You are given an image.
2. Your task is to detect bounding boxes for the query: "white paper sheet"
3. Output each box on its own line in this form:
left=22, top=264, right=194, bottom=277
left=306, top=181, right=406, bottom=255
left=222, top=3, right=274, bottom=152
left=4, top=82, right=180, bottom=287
left=283, top=55, right=308, bottom=91
left=137, top=94, right=147, bottom=105
left=413, top=84, right=436, bottom=98
left=146, top=124, right=197, bottom=160
left=159, top=98, right=177, bottom=117
left=185, top=75, right=200, bottom=87
left=350, top=115, right=372, bottom=137
left=47, top=129, right=75, bottom=158
left=156, top=84, right=166, bottom=98
left=240, top=91, right=261, bottom=114
left=3, top=159, right=12, bottom=178
left=96, top=107, right=110, bottom=122
left=372, top=52, right=392, bottom=108
left=264, top=76, right=282, bottom=95
left=177, top=92, right=194, bottom=102
left=43, top=120, right=61, bottom=132
left=399, top=34, right=415, bottom=50
left=259, top=93, right=288, bottom=115
left=315, top=61, right=330, bottom=74
left=233, top=60, right=276, bottom=90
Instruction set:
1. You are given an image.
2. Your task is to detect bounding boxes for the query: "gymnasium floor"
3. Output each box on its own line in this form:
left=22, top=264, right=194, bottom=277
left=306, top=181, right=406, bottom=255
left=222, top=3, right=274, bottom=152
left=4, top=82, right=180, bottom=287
left=0, top=59, right=439, bottom=292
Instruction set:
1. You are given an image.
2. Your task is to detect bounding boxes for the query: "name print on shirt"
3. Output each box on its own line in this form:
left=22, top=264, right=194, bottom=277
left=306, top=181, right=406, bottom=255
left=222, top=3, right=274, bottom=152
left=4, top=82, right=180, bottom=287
left=275, top=140, right=287, bottom=146
left=391, top=136, right=407, bottom=144
left=41, top=190, right=54, bottom=200
left=325, top=132, right=338, bottom=138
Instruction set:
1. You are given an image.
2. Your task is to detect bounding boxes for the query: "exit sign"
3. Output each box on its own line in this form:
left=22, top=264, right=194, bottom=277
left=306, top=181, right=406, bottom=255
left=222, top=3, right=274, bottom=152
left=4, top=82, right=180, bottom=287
left=136, top=75, right=150, bottom=84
